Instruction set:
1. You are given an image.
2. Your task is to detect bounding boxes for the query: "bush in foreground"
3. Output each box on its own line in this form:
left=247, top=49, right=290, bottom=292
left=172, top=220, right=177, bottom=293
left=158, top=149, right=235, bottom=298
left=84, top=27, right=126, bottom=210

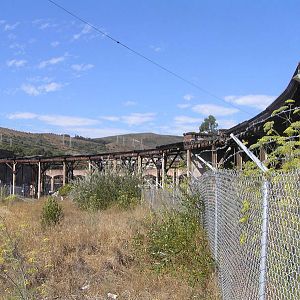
left=135, top=192, right=215, bottom=289
left=71, top=171, right=142, bottom=211
left=41, top=197, right=64, bottom=228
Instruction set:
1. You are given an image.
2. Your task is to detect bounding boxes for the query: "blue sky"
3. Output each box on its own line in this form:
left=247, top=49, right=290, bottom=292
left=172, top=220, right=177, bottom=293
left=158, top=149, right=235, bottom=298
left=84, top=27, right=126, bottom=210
left=1, top=0, right=300, bottom=137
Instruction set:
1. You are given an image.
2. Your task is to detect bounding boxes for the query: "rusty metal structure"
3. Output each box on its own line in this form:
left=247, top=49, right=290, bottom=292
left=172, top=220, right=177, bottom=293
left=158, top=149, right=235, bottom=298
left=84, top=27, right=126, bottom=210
left=1, top=63, right=300, bottom=198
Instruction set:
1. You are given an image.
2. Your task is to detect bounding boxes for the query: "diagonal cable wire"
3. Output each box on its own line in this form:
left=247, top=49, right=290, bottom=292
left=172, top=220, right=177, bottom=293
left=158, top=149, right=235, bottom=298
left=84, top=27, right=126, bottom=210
left=47, top=0, right=251, bottom=115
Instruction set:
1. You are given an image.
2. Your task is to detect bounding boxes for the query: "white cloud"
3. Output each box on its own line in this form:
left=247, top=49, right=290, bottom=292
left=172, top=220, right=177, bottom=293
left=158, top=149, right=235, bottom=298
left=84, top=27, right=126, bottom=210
left=4, top=22, right=20, bottom=31
left=192, top=104, right=239, bottom=116
left=174, top=116, right=202, bottom=124
left=101, top=112, right=156, bottom=126
left=177, top=103, right=191, bottom=109
left=150, top=45, right=162, bottom=52
left=38, top=56, right=65, bottom=69
left=39, top=22, right=50, bottom=29
left=38, top=115, right=98, bottom=127
left=8, top=112, right=99, bottom=127
left=21, top=84, right=40, bottom=96
left=121, top=113, right=156, bottom=126
left=183, top=94, right=194, bottom=101
left=224, top=94, right=275, bottom=110
left=123, top=101, right=137, bottom=107
left=71, top=63, right=94, bottom=72
left=50, top=41, right=60, bottom=47
left=8, top=112, right=37, bottom=120
left=72, top=24, right=92, bottom=40
left=21, top=82, right=63, bottom=96
left=7, top=59, right=27, bottom=67
left=42, top=82, right=62, bottom=92
left=9, top=43, right=25, bottom=55
left=101, top=116, right=120, bottom=122
left=218, top=119, right=237, bottom=129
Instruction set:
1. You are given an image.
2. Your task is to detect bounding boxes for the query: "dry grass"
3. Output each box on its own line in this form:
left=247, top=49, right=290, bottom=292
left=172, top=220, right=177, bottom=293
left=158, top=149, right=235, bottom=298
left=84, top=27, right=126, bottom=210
left=0, top=199, right=218, bottom=299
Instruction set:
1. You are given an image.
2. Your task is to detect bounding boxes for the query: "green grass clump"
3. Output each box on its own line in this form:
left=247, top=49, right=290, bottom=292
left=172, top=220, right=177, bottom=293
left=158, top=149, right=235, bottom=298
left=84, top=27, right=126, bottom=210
left=41, top=197, right=64, bottom=228
left=71, top=171, right=141, bottom=211
left=58, top=184, right=72, bottom=197
left=135, top=192, right=214, bottom=287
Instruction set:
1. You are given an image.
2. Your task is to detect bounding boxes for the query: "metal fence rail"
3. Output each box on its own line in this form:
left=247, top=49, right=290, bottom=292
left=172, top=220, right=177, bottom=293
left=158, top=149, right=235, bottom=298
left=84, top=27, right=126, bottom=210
left=192, top=170, right=300, bottom=300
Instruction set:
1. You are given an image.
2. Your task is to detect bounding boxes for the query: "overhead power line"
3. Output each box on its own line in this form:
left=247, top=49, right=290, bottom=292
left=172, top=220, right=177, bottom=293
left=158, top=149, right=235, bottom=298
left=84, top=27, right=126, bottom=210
left=47, top=0, right=251, bottom=115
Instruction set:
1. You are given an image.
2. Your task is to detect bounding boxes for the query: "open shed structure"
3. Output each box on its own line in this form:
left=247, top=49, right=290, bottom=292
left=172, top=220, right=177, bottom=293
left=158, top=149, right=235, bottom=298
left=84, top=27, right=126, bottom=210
left=0, top=63, right=300, bottom=197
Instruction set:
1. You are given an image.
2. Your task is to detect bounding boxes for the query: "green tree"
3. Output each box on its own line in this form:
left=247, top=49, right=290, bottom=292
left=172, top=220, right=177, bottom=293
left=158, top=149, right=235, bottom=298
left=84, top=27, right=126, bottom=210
left=199, top=115, right=218, bottom=133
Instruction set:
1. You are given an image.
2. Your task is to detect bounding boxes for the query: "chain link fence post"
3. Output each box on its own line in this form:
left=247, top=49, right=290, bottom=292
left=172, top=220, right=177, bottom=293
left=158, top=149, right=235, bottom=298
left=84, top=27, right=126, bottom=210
left=259, top=179, right=269, bottom=300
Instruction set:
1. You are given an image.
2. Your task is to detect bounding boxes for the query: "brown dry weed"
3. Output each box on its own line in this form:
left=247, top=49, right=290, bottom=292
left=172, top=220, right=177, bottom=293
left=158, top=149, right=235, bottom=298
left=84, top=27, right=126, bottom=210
left=0, top=199, right=218, bottom=300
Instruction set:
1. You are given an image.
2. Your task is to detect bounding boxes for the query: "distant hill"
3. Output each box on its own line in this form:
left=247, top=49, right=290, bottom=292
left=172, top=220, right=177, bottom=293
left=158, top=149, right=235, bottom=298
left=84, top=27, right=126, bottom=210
left=0, top=127, right=182, bottom=157
left=96, top=133, right=183, bottom=152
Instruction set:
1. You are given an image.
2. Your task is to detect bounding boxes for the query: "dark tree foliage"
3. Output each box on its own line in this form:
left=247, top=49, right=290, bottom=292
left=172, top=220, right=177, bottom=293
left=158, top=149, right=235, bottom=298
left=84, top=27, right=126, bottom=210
left=199, top=115, right=218, bottom=133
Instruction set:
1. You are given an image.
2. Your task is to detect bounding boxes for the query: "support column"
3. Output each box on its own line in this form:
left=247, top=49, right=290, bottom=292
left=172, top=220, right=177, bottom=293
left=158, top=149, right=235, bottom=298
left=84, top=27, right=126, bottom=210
left=137, top=155, right=142, bottom=175
left=187, top=149, right=191, bottom=178
left=156, top=166, right=160, bottom=189
left=212, top=145, right=217, bottom=168
left=161, top=153, right=166, bottom=188
left=50, top=176, right=54, bottom=192
left=12, top=162, right=16, bottom=195
left=260, top=147, right=267, bottom=163
left=113, top=159, right=117, bottom=173
left=37, top=162, right=41, bottom=199
left=63, top=161, right=66, bottom=186
left=173, top=169, right=176, bottom=187
left=236, top=151, right=243, bottom=170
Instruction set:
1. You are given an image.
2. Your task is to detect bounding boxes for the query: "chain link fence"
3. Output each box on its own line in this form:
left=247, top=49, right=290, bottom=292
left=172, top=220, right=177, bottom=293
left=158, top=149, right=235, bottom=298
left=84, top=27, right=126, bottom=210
left=192, top=170, right=300, bottom=300
left=141, top=185, right=182, bottom=211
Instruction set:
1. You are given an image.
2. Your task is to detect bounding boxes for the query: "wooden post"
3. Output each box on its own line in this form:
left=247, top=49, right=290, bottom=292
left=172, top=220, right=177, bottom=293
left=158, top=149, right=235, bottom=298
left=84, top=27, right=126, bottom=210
left=236, top=151, right=243, bottom=170
left=37, top=162, right=41, bottom=199
left=187, top=149, right=191, bottom=178
left=162, top=153, right=166, bottom=188
left=12, top=162, right=16, bottom=195
left=63, top=161, right=66, bottom=186
left=113, top=159, right=117, bottom=173
left=50, top=176, right=54, bottom=192
left=212, top=145, right=217, bottom=168
left=260, top=147, right=267, bottom=163
left=88, top=160, right=92, bottom=173
left=173, top=169, right=176, bottom=187
left=156, top=166, right=160, bottom=189
left=137, top=155, right=142, bottom=175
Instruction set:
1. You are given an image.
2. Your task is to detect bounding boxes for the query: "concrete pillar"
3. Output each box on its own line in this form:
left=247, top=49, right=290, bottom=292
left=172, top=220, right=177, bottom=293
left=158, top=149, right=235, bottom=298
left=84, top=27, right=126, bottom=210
left=187, top=149, right=192, bottom=178
left=161, top=153, right=166, bottom=188
left=37, top=162, right=41, bottom=199
left=63, top=161, right=66, bottom=186
left=236, top=151, right=243, bottom=170
left=12, top=162, right=16, bottom=195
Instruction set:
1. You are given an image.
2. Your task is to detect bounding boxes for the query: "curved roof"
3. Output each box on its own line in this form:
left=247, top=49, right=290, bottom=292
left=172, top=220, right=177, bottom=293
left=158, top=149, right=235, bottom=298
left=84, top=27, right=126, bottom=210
left=227, top=63, right=300, bottom=135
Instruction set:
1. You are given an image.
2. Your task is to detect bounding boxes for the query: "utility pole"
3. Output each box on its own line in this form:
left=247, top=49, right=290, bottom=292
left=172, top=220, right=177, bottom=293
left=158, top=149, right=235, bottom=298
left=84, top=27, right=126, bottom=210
left=62, top=134, right=65, bottom=146
left=69, top=136, right=72, bottom=148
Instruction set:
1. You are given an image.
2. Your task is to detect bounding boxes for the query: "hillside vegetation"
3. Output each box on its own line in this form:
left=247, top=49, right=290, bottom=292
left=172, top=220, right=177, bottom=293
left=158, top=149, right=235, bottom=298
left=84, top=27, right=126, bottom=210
left=0, top=127, right=182, bottom=157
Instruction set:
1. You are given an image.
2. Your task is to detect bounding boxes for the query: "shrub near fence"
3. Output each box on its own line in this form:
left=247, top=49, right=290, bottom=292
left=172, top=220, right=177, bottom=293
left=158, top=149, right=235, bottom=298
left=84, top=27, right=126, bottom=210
left=192, top=170, right=300, bottom=300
